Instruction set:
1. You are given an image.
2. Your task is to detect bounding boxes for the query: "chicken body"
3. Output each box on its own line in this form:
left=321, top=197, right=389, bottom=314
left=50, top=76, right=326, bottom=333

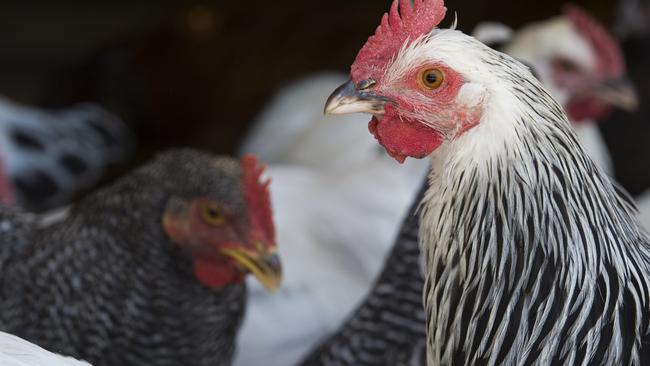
left=0, top=149, right=277, bottom=366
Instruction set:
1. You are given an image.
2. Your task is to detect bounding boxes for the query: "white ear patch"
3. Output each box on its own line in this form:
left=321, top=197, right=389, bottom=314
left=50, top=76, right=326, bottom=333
left=456, top=82, right=487, bottom=109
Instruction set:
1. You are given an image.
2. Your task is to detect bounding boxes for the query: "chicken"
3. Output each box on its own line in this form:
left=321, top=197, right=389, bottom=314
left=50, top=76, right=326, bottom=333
left=325, top=0, right=650, bottom=364
left=0, top=332, right=92, bottom=366
left=0, top=97, right=133, bottom=211
left=299, top=181, right=428, bottom=366
left=0, top=149, right=281, bottom=366
left=473, top=5, right=638, bottom=176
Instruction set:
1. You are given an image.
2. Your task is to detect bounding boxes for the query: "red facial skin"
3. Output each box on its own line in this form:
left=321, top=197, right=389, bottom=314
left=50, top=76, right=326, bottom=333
left=360, top=63, right=479, bottom=163
left=163, top=156, right=275, bottom=289
left=164, top=197, right=277, bottom=290
left=163, top=198, right=249, bottom=288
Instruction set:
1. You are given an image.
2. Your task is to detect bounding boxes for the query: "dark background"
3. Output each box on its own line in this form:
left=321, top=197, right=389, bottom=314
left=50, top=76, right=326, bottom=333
left=0, top=0, right=619, bottom=158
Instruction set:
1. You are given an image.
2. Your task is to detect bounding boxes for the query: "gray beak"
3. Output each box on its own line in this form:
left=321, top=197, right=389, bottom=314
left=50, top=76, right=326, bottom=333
left=594, top=77, right=639, bottom=112
left=324, top=79, right=391, bottom=115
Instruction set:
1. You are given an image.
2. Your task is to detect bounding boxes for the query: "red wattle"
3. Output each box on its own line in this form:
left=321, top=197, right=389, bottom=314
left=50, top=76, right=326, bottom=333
left=368, top=116, right=442, bottom=163
left=566, top=97, right=611, bottom=124
left=193, top=254, right=242, bottom=289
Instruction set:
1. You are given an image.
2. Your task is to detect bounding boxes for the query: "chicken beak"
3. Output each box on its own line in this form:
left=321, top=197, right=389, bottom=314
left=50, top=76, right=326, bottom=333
left=593, top=77, right=639, bottom=112
left=220, top=246, right=282, bottom=292
left=324, top=79, right=390, bottom=115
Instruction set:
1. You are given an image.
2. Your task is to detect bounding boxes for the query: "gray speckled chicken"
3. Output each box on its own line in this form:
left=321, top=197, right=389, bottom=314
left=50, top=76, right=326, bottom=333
left=0, top=148, right=281, bottom=366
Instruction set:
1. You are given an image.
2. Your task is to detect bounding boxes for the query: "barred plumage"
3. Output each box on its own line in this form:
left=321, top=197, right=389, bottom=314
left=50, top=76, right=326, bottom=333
left=417, top=31, right=650, bottom=365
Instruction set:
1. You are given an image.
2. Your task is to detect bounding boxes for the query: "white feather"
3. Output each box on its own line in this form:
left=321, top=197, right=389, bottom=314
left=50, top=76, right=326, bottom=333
left=0, top=332, right=91, bottom=366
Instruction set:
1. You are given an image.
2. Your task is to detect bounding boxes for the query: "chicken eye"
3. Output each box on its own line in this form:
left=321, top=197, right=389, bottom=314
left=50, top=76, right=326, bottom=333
left=419, top=68, right=445, bottom=90
left=200, top=202, right=224, bottom=226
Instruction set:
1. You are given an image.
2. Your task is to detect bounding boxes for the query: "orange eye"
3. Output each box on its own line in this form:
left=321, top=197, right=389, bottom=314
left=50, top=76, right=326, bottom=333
left=200, top=202, right=224, bottom=226
left=419, top=68, right=445, bottom=89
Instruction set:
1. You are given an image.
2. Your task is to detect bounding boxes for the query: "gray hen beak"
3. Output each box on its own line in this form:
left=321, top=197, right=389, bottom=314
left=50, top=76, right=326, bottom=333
left=594, top=77, right=639, bottom=111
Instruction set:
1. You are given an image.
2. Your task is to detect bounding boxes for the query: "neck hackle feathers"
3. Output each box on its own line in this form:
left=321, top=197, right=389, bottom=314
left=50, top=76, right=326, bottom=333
left=351, top=0, right=447, bottom=82
left=565, top=4, right=624, bottom=77
left=241, top=155, right=274, bottom=246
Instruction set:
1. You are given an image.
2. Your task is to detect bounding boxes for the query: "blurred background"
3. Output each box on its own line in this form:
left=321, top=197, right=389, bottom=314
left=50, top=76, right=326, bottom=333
left=0, top=0, right=623, bottom=159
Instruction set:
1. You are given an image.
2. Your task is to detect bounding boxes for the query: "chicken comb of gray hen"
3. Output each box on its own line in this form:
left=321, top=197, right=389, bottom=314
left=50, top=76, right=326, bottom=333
left=300, top=180, right=427, bottom=366
left=0, top=148, right=281, bottom=366
left=0, top=98, right=133, bottom=211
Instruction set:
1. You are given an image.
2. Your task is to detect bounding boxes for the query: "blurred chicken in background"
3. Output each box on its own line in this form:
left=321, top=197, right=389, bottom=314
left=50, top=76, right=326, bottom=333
left=0, top=97, right=133, bottom=211
left=474, top=4, right=638, bottom=176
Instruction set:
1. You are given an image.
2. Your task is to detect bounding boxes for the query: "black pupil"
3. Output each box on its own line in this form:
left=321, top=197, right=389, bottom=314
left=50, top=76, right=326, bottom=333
left=425, top=72, right=438, bottom=85
left=208, top=208, right=219, bottom=218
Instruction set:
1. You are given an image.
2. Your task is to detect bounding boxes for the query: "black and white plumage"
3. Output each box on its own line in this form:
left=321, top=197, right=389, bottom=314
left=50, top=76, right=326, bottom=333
left=0, top=331, right=92, bottom=366
left=0, top=97, right=133, bottom=211
left=300, top=181, right=427, bottom=366
left=422, top=33, right=649, bottom=366
left=324, top=0, right=650, bottom=363
left=0, top=149, right=280, bottom=366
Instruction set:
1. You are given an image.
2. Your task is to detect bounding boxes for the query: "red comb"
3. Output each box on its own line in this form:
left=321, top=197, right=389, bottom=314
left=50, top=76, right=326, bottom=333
left=564, top=4, right=624, bottom=77
left=241, top=154, right=275, bottom=245
left=351, top=0, right=447, bottom=82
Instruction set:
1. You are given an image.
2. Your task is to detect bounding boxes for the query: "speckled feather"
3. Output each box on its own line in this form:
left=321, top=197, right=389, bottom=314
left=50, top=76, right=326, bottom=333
left=0, top=149, right=250, bottom=366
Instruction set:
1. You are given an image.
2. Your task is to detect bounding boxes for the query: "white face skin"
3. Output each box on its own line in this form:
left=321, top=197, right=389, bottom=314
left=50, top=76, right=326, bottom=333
left=501, top=17, right=597, bottom=106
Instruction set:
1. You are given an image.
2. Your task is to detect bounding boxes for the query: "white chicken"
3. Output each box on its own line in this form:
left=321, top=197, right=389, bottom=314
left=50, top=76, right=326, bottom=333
left=473, top=5, right=638, bottom=176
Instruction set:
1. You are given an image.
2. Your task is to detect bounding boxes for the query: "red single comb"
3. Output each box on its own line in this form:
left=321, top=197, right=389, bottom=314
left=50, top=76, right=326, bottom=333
left=351, top=0, right=447, bottom=82
left=564, top=4, right=624, bottom=77
left=241, top=154, right=275, bottom=245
